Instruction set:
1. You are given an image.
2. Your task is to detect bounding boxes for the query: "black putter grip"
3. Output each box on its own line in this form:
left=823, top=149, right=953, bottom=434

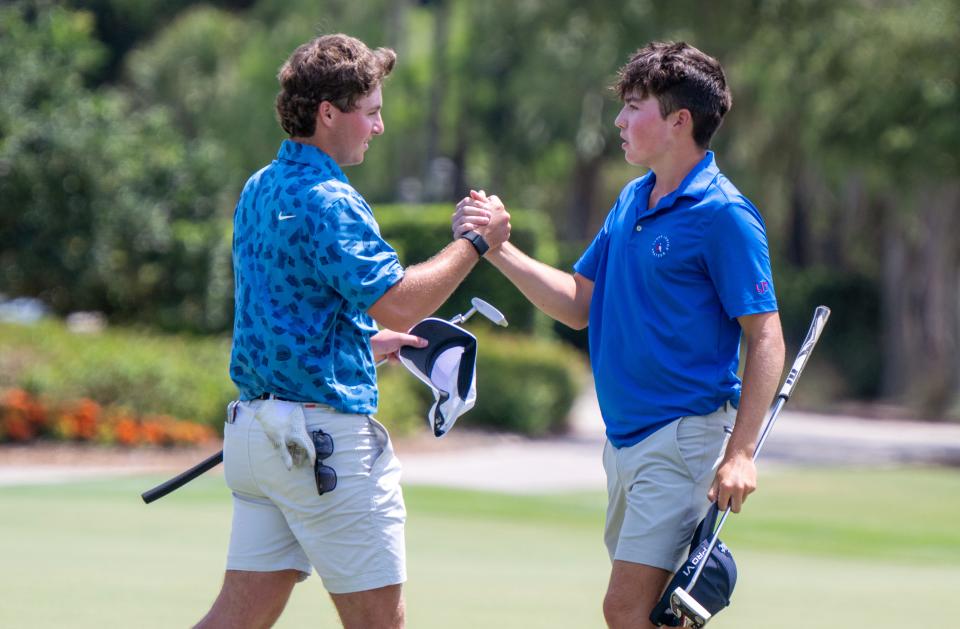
left=778, top=305, right=831, bottom=401
left=141, top=450, right=223, bottom=504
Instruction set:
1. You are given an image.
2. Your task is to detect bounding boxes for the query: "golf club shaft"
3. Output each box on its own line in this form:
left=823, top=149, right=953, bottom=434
left=685, top=306, right=831, bottom=589
left=142, top=299, right=504, bottom=504
left=141, top=450, right=223, bottom=503
left=454, top=306, right=477, bottom=324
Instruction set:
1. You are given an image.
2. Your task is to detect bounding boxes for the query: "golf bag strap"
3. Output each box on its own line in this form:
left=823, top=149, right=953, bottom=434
left=690, top=503, right=720, bottom=551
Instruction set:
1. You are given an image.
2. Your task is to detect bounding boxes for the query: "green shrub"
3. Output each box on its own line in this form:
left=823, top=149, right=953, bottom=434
left=376, top=204, right=559, bottom=336
left=0, top=318, right=587, bottom=439
left=0, top=321, right=234, bottom=429
left=374, top=364, right=425, bottom=436
left=469, top=329, right=588, bottom=436
left=775, top=266, right=881, bottom=399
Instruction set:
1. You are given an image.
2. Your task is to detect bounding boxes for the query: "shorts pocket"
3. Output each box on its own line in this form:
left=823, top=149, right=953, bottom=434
left=674, top=415, right=716, bottom=482
left=366, top=416, right=389, bottom=470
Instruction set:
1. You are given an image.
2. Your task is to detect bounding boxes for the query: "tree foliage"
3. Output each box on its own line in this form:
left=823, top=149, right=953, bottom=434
left=0, top=1, right=233, bottom=331
left=2, top=0, right=959, bottom=414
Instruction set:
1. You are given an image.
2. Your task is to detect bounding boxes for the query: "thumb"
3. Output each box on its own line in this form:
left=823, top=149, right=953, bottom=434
left=404, top=334, right=428, bottom=348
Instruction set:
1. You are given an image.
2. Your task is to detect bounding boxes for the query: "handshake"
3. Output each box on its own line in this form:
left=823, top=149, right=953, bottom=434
left=452, top=190, right=511, bottom=255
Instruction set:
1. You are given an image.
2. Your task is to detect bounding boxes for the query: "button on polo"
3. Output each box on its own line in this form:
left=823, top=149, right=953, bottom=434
left=635, top=224, right=643, bottom=232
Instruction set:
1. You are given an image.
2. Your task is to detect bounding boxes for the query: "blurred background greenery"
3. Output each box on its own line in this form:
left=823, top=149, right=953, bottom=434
left=1, top=0, right=958, bottom=440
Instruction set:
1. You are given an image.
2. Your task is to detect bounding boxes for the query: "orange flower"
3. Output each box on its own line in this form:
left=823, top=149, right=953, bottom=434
left=140, top=415, right=175, bottom=446
left=0, top=388, right=47, bottom=442
left=72, top=399, right=100, bottom=440
left=2, top=415, right=35, bottom=441
left=115, top=417, right=141, bottom=446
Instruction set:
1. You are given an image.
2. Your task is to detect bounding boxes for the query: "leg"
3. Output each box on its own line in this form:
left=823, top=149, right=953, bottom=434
left=603, top=560, right=671, bottom=629
left=330, top=583, right=405, bottom=629
left=194, top=569, right=300, bottom=629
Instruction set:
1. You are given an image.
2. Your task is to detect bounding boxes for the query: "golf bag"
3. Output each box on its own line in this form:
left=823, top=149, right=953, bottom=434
left=650, top=504, right=737, bottom=626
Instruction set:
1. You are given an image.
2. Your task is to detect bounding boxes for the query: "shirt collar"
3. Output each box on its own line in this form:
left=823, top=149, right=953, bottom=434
left=675, top=150, right=719, bottom=202
left=276, top=139, right=349, bottom=184
left=636, top=151, right=719, bottom=218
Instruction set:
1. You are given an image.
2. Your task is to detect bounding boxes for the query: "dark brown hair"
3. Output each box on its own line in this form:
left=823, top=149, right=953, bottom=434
left=275, top=34, right=396, bottom=138
left=614, top=42, right=732, bottom=148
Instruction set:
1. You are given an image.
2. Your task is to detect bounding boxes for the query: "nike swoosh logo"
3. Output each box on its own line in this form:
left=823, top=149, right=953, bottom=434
left=278, top=213, right=296, bottom=221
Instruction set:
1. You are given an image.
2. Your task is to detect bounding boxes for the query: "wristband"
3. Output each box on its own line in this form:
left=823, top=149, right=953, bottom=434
left=459, top=230, right=490, bottom=257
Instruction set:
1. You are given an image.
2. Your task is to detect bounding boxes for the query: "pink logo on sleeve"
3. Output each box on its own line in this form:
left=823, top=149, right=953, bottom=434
left=755, top=280, right=769, bottom=294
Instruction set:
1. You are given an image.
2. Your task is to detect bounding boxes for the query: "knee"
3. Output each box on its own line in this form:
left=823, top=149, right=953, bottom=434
left=603, top=592, right=650, bottom=629
left=602, top=591, right=627, bottom=627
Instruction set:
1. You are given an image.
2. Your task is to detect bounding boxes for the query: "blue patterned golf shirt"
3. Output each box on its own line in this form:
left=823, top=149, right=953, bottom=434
left=575, top=151, right=778, bottom=447
left=230, top=140, right=404, bottom=412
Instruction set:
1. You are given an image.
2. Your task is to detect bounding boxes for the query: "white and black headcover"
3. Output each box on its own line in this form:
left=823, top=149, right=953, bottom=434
left=398, top=318, right=477, bottom=437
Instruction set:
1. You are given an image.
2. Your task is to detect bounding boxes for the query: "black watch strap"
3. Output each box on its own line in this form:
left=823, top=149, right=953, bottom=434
left=459, top=230, right=490, bottom=257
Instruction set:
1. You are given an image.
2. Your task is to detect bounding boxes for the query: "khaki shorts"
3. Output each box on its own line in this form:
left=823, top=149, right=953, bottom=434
left=603, top=404, right=734, bottom=571
left=223, top=399, right=406, bottom=594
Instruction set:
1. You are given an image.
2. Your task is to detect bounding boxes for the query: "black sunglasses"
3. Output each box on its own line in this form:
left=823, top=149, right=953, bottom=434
left=311, top=429, right=337, bottom=495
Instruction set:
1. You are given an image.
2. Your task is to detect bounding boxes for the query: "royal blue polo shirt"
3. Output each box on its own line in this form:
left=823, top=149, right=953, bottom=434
left=230, top=140, right=404, bottom=413
left=574, top=151, right=777, bottom=448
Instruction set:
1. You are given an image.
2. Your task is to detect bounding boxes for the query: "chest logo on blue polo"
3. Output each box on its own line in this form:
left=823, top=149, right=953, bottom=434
left=651, top=235, right=670, bottom=258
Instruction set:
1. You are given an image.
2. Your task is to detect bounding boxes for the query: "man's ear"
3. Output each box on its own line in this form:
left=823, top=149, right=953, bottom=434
left=317, top=101, right=337, bottom=129
left=672, top=108, right=692, bottom=130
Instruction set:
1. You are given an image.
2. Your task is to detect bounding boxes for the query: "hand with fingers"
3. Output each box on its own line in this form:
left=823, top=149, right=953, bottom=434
left=371, top=329, right=427, bottom=363
left=707, top=452, right=757, bottom=513
left=453, top=189, right=510, bottom=251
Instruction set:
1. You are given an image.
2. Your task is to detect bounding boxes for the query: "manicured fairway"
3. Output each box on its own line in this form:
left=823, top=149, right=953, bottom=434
left=0, top=467, right=958, bottom=628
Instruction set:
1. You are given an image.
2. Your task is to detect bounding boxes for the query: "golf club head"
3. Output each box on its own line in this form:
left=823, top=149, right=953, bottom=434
left=470, top=297, right=508, bottom=327
left=670, top=588, right=711, bottom=628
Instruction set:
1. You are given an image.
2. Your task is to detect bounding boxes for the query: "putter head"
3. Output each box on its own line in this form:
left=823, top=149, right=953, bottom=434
left=670, top=588, right=711, bottom=628
left=470, top=297, right=508, bottom=327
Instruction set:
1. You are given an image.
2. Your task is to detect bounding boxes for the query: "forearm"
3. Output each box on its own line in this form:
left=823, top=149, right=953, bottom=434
left=725, top=317, right=786, bottom=460
left=486, top=242, right=591, bottom=329
left=368, top=239, right=479, bottom=330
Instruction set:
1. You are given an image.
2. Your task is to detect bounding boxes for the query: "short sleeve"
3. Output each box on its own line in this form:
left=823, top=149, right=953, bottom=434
left=703, top=203, right=778, bottom=319
left=312, top=195, right=404, bottom=312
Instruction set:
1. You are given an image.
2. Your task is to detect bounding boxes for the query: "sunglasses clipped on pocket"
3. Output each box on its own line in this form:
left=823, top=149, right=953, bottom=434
left=310, top=429, right=337, bottom=496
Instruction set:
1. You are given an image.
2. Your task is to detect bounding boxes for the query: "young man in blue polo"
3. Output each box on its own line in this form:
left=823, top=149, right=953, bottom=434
left=453, top=41, right=785, bottom=628
left=196, top=34, right=509, bottom=629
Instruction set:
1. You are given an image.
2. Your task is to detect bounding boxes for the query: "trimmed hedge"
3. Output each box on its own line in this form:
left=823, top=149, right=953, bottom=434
left=0, top=321, right=234, bottom=429
left=0, top=319, right=587, bottom=438
left=376, top=204, right=559, bottom=336
left=471, top=328, right=588, bottom=435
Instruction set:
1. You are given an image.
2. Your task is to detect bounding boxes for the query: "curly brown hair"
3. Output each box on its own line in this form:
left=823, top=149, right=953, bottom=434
left=614, top=42, right=732, bottom=149
left=275, top=34, right=396, bottom=138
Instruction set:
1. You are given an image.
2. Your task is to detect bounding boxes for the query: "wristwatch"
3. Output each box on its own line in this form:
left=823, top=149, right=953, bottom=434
left=459, top=230, right=490, bottom=257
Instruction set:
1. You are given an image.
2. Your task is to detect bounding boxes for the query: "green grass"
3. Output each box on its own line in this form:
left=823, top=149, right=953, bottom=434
left=1, top=467, right=959, bottom=628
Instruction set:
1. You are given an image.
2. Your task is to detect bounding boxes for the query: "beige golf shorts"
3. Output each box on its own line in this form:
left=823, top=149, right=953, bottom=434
left=603, top=404, right=734, bottom=571
left=223, top=399, right=406, bottom=594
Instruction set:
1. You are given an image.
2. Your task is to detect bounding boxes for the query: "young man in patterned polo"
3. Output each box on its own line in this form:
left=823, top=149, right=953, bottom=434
left=195, top=34, right=509, bottom=629
left=453, top=42, right=785, bottom=628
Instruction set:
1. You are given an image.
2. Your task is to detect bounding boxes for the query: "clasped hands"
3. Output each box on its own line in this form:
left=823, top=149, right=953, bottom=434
left=452, top=190, right=511, bottom=252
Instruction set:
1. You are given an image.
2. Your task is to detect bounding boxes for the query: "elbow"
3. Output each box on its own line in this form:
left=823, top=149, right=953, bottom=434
left=563, top=299, right=591, bottom=330
left=566, top=316, right=589, bottom=331
left=372, top=303, right=419, bottom=332
left=368, top=289, right=422, bottom=332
